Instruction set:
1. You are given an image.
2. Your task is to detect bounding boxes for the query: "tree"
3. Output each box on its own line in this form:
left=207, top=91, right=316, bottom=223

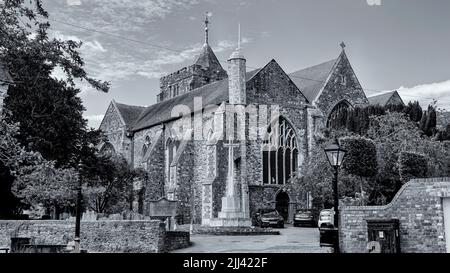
left=398, top=152, right=428, bottom=183
left=404, top=101, right=422, bottom=122
left=83, top=154, right=147, bottom=215
left=0, top=111, right=55, bottom=218
left=11, top=160, right=78, bottom=218
left=340, top=136, right=378, bottom=178
left=0, top=0, right=110, bottom=217
left=424, top=104, right=437, bottom=137
left=0, top=0, right=109, bottom=167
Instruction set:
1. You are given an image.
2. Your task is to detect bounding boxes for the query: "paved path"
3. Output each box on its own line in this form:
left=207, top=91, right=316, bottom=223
left=172, top=225, right=332, bottom=253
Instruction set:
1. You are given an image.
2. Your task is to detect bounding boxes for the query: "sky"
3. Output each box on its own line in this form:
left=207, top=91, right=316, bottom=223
left=42, top=0, right=450, bottom=128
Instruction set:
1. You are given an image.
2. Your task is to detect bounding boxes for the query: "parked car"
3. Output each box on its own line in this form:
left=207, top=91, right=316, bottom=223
left=293, top=210, right=316, bottom=227
left=318, top=209, right=335, bottom=228
left=254, top=209, right=284, bottom=228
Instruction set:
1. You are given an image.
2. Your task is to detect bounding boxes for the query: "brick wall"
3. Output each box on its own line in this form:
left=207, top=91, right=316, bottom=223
left=340, top=177, right=450, bottom=253
left=0, top=220, right=168, bottom=253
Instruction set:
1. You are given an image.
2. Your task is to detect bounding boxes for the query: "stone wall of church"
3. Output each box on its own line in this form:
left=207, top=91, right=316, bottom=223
left=158, top=64, right=227, bottom=102
left=132, top=125, right=165, bottom=214
left=244, top=60, right=310, bottom=220
left=314, top=54, right=369, bottom=120
left=99, top=104, right=136, bottom=164
left=173, top=141, right=195, bottom=225
left=99, top=103, right=127, bottom=156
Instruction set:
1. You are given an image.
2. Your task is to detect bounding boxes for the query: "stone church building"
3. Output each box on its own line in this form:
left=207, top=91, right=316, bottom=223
left=99, top=23, right=386, bottom=226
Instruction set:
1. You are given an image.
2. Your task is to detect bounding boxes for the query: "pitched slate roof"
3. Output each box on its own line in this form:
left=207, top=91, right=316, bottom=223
left=194, top=44, right=223, bottom=69
left=132, top=70, right=260, bottom=131
left=288, top=59, right=337, bottom=102
left=367, top=91, right=400, bottom=106
left=114, top=101, right=146, bottom=126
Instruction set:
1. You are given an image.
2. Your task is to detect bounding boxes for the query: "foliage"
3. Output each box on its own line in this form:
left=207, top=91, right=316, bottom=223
left=0, top=1, right=112, bottom=217
left=82, top=154, right=147, bottom=214
left=12, top=160, right=78, bottom=210
left=404, top=101, right=422, bottom=122
left=340, top=136, right=378, bottom=178
left=398, top=152, right=428, bottom=183
left=295, top=137, right=366, bottom=212
left=0, top=0, right=109, bottom=167
left=304, top=111, right=450, bottom=209
left=0, top=112, right=41, bottom=170
left=436, top=124, right=450, bottom=141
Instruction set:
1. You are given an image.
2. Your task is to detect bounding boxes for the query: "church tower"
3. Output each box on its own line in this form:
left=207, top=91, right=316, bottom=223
left=227, top=25, right=246, bottom=105
left=157, top=13, right=227, bottom=102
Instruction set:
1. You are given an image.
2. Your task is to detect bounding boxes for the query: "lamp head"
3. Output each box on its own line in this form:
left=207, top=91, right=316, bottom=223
left=324, top=138, right=346, bottom=167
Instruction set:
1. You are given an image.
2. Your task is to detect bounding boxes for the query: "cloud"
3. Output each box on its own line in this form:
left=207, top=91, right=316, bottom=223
left=66, top=0, right=82, bottom=6
left=44, top=0, right=254, bottom=98
left=82, top=38, right=250, bottom=84
left=394, top=80, right=450, bottom=110
left=84, top=114, right=104, bottom=129
left=51, top=31, right=107, bottom=53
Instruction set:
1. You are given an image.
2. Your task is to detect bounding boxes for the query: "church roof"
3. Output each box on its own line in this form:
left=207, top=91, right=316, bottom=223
left=288, top=59, right=337, bottom=102
left=132, top=69, right=260, bottom=131
left=114, top=101, right=146, bottom=126
left=367, top=91, right=401, bottom=106
left=194, top=44, right=223, bottom=69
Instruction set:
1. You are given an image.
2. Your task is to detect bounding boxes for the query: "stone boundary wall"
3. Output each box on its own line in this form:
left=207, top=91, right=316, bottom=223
left=340, top=177, right=450, bottom=253
left=164, top=231, right=191, bottom=251
left=0, top=220, right=168, bottom=253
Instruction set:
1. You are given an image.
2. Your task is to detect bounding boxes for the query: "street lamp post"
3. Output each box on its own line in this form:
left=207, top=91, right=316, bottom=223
left=324, top=138, right=346, bottom=254
left=74, top=162, right=83, bottom=253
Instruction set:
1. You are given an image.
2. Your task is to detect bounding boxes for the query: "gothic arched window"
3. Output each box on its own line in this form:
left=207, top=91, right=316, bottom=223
left=327, top=100, right=351, bottom=129
left=262, top=117, right=299, bottom=185
left=99, top=142, right=116, bottom=157
left=165, top=138, right=180, bottom=182
left=142, top=136, right=151, bottom=156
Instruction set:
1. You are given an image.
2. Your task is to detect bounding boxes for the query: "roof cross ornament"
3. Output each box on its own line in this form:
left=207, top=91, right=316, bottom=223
left=340, top=41, right=346, bottom=51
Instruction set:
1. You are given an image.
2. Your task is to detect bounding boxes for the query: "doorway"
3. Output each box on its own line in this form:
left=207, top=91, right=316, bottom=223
left=275, top=191, right=290, bottom=221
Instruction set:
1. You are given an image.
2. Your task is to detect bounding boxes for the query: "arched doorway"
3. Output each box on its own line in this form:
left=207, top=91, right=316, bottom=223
left=275, top=191, right=290, bottom=221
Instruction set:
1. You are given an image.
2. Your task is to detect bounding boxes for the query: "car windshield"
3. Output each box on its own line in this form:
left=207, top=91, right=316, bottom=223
left=262, top=211, right=278, bottom=217
left=297, top=210, right=311, bottom=214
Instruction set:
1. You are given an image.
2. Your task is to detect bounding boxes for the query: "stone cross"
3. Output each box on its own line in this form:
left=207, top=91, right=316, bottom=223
left=223, top=140, right=240, bottom=197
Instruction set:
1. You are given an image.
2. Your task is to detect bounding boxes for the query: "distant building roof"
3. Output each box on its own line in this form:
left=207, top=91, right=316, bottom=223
left=367, top=90, right=404, bottom=106
left=289, top=59, right=337, bottom=102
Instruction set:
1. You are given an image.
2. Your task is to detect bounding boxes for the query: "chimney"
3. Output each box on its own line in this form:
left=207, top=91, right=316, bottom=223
left=227, top=48, right=246, bottom=105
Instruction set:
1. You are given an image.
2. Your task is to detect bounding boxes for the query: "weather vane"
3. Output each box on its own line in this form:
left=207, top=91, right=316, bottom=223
left=204, top=12, right=212, bottom=45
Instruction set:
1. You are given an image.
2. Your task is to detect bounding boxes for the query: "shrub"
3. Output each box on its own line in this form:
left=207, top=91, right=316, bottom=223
left=398, top=151, right=428, bottom=183
left=340, top=136, right=378, bottom=178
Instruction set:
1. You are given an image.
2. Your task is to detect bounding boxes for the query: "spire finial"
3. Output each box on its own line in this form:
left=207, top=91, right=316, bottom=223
left=340, top=41, right=346, bottom=51
left=237, top=23, right=241, bottom=50
left=204, top=12, right=212, bottom=45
